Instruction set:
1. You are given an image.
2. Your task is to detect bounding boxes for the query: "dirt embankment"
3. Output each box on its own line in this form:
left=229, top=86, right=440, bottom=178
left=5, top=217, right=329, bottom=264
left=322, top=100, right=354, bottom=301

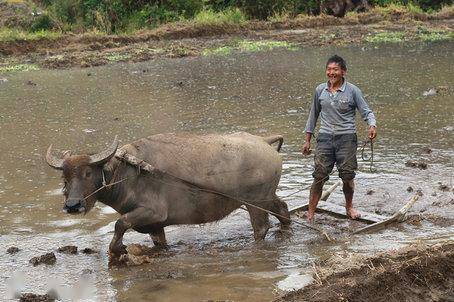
left=1, top=10, right=454, bottom=70
left=276, top=242, right=454, bottom=302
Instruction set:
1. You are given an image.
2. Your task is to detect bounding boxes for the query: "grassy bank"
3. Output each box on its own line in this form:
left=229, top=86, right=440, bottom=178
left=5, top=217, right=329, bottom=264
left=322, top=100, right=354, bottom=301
left=1, top=1, right=454, bottom=43
left=0, top=1, right=453, bottom=72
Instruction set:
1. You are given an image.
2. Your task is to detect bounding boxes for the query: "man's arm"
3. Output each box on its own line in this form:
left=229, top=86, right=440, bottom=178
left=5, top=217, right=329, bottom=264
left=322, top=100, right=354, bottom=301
left=353, top=87, right=377, bottom=139
left=302, top=88, right=321, bottom=154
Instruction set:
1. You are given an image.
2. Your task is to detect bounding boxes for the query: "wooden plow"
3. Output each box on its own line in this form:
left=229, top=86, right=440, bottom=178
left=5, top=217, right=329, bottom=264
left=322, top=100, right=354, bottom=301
left=288, top=180, right=421, bottom=234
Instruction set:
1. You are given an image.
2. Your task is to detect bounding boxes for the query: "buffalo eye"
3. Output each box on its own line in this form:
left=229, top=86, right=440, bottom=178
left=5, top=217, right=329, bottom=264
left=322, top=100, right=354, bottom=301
left=85, top=169, right=92, bottom=178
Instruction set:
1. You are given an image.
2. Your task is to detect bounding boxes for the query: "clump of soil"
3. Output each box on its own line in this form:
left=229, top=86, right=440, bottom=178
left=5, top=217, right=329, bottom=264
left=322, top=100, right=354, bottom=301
left=57, top=245, right=78, bottom=254
left=109, top=244, right=172, bottom=267
left=7, top=246, right=20, bottom=254
left=438, top=182, right=453, bottom=192
left=81, top=247, right=97, bottom=254
left=19, top=293, right=54, bottom=302
left=276, top=242, right=454, bottom=302
left=405, top=160, right=428, bottom=169
left=29, top=252, right=56, bottom=266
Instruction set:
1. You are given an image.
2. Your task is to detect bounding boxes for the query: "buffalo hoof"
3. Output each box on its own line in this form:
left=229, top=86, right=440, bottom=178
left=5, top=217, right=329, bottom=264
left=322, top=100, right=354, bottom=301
left=109, top=244, right=127, bottom=257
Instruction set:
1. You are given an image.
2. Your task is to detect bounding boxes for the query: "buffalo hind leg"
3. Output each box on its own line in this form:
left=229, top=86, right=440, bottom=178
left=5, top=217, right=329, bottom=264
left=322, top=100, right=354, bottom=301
left=109, top=207, right=166, bottom=256
left=271, top=196, right=291, bottom=228
left=149, top=227, right=167, bottom=248
left=247, top=206, right=270, bottom=241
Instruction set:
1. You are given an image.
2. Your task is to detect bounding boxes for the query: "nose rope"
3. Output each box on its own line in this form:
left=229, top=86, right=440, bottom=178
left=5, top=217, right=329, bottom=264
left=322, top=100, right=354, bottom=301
left=83, top=163, right=128, bottom=202
left=83, top=177, right=128, bottom=201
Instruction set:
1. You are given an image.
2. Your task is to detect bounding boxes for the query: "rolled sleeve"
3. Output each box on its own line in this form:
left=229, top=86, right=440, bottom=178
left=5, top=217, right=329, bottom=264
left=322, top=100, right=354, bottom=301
left=304, top=88, right=322, bottom=133
left=353, top=87, right=376, bottom=127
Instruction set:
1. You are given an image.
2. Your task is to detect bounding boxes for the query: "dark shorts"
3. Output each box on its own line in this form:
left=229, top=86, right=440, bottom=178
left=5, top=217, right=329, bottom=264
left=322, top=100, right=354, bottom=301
left=312, top=133, right=358, bottom=181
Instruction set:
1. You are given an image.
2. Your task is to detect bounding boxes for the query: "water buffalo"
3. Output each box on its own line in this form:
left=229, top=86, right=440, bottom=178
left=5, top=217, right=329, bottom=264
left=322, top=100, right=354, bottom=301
left=46, top=132, right=290, bottom=255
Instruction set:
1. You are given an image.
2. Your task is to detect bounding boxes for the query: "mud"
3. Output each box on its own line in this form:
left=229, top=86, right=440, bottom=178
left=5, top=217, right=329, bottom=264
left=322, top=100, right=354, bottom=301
left=109, top=244, right=175, bottom=267
left=7, top=246, right=20, bottom=254
left=276, top=242, right=454, bottom=302
left=57, top=245, right=78, bottom=254
left=1, top=15, right=453, bottom=70
left=405, top=160, right=428, bottom=169
left=81, top=247, right=97, bottom=254
left=19, top=293, right=55, bottom=302
left=29, top=252, right=56, bottom=266
left=1, top=40, right=453, bottom=301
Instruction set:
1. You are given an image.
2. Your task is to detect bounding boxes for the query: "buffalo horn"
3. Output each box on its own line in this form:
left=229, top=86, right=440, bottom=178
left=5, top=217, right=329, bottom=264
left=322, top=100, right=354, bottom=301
left=46, top=145, right=64, bottom=170
left=89, top=136, right=119, bottom=166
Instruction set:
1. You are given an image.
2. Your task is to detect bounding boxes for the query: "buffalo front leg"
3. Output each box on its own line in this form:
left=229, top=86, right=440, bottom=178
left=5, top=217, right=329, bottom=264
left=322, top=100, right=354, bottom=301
left=149, top=227, right=167, bottom=248
left=109, top=207, right=166, bottom=255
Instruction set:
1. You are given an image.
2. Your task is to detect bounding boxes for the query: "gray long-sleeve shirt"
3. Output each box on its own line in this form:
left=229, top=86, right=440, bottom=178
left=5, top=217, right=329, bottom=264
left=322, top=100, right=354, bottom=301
left=304, top=80, right=376, bottom=135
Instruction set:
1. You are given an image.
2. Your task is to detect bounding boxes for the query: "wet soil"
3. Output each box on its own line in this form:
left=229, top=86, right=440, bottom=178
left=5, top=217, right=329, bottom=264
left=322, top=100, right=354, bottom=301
left=276, top=242, right=454, bottom=302
left=7, top=246, right=20, bottom=254
left=19, top=293, right=55, bottom=302
left=29, top=252, right=56, bottom=266
left=57, top=245, right=78, bottom=254
left=1, top=14, right=453, bottom=70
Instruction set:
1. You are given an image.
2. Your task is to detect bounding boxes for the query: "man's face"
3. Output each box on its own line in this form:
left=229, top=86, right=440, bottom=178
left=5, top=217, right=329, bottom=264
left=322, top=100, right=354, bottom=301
left=326, top=62, right=346, bottom=86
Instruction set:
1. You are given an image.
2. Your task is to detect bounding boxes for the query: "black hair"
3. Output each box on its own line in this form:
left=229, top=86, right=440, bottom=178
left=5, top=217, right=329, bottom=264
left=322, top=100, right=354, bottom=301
left=326, top=55, right=347, bottom=71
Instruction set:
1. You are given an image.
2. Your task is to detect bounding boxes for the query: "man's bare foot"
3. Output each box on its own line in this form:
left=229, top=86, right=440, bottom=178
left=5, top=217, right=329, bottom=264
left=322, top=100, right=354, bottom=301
left=307, top=212, right=315, bottom=223
left=346, top=207, right=361, bottom=219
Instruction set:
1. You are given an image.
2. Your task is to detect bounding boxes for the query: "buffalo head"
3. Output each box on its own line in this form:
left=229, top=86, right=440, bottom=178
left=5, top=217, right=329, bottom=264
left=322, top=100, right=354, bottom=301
left=46, top=137, right=118, bottom=214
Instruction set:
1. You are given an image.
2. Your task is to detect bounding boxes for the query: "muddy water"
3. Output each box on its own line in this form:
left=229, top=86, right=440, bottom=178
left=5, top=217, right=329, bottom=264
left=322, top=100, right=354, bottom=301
left=1, top=42, right=453, bottom=301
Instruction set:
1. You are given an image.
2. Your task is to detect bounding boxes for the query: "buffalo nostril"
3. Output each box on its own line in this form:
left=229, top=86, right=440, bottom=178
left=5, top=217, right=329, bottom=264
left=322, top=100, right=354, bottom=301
left=64, top=202, right=83, bottom=213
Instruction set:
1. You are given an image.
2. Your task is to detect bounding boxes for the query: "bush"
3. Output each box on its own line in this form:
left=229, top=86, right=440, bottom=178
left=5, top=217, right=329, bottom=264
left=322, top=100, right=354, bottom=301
left=369, top=0, right=453, bottom=11
left=240, top=0, right=300, bottom=20
left=31, top=14, right=54, bottom=31
left=194, top=8, right=247, bottom=25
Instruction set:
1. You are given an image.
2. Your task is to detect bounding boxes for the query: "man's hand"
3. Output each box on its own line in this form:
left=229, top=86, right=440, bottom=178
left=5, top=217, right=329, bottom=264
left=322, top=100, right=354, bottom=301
left=302, top=141, right=312, bottom=155
left=368, top=126, right=377, bottom=140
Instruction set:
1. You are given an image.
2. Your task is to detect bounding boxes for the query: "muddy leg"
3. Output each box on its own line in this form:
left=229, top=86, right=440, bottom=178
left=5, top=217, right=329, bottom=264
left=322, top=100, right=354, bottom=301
left=343, top=179, right=360, bottom=219
left=149, top=227, right=167, bottom=248
left=247, top=206, right=270, bottom=241
left=109, top=218, right=130, bottom=256
left=271, top=196, right=291, bottom=228
left=109, top=207, right=166, bottom=255
left=307, top=179, right=326, bottom=223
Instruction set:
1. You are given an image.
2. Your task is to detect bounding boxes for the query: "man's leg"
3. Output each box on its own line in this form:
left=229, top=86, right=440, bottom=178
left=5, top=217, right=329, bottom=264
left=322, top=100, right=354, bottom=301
left=307, top=178, right=325, bottom=222
left=308, top=134, right=335, bottom=222
left=343, top=179, right=360, bottom=219
left=335, top=134, right=360, bottom=219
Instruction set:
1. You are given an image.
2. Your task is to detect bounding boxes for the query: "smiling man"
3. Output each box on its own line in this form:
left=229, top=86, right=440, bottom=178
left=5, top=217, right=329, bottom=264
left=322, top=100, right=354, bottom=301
left=302, top=55, right=377, bottom=222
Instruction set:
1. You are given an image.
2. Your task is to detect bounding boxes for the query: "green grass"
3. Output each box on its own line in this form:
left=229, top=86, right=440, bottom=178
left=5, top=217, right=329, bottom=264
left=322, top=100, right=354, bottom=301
left=0, top=64, right=40, bottom=72
left=365, top=31, right=405, bottom=43
left=418, top=29, right=454, bottom=41
left=105, top=53, right=132, bottom=62
left=193, top=8, right=247, bottom=26
left=202, top=46, right=233, bottom=56
left=202, top=39, right=297, bottom=56
left=0, top=28, right=62, bottom=42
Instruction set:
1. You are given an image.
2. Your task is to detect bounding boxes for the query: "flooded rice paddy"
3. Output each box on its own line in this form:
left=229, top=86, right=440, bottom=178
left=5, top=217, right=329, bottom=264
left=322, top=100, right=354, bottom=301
left=0, top=42, right=453, bottom=301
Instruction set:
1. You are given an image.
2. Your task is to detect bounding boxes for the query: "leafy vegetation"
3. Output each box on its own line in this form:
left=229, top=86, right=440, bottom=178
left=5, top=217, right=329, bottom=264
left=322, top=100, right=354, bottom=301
left=0, top=64, right=40, bottom=73
left=416, top=28, right=454, bottom=41
left=0, top=1, right=453, bottom=39
left=0, top=28, right=61, bottom=41
left=366, top=31, right=405, bottom=43
left=202, top=39, right=297, bottom=56
left=193, top=8, right=247, bottom=26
